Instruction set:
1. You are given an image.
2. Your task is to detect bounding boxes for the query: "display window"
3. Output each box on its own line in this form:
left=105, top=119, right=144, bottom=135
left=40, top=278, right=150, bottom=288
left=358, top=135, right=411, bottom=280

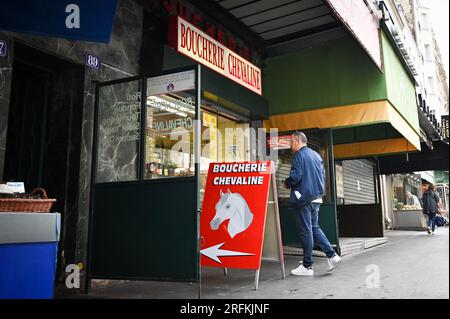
left=145, top=91, right=196, bottom=179
left=96, top=79, right=142, bottom=183
left=144, top=88, right=251, bottom=204
left=94, top=70, right=253, bottom=187
left=94, top=69, right=200, bottom=185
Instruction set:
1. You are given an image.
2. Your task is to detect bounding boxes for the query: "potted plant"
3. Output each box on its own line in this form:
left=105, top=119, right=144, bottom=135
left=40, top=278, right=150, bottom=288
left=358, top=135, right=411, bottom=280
left=167, top=163, right=177, bottom=177
left=393, top=198, right=404, bottom=211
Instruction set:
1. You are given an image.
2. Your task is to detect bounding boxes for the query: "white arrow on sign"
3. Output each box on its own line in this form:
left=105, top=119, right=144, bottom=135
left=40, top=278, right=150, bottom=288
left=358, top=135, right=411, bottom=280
left=201, top=243, right=254, bottom=264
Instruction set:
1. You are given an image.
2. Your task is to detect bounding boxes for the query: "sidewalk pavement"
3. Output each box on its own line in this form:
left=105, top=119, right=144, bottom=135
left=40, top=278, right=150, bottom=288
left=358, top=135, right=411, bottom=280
left=61, top=227, right=449, bottom=299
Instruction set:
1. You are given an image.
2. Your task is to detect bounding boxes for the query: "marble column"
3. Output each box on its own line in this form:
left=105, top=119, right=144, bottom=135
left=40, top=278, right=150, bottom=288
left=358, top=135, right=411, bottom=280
left=0, top=0, right=143, bottom=292
left=0, top=33, right=13, bottom=182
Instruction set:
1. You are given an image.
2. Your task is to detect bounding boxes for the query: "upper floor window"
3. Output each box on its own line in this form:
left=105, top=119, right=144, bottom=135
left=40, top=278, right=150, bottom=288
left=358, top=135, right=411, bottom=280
left=425, top=44, right=432, bottom=62
left=421, top=13, right=429, bottom=29
left=427, top=76, right=435, bottom=94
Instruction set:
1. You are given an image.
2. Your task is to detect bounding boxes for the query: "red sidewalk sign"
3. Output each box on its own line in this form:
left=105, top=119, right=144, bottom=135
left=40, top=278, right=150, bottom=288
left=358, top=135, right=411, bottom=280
left=200, top=161, right=285, bottom=288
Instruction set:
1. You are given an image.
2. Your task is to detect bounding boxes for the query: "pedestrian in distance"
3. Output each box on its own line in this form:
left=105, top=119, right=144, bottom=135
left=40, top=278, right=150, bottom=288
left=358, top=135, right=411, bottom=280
left=406, top=191, right=422, bottom=208
left=282, top=131, right=341, bottom=276
left=422, top=183, right=440, bottom=235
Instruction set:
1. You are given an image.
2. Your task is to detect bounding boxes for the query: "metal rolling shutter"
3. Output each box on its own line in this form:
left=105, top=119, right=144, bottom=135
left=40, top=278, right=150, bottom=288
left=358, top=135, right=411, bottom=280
left=342, top=159, right=376, bottom=204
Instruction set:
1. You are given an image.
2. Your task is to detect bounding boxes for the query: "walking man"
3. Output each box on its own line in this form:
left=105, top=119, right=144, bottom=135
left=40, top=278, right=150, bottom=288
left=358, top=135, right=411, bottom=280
left=282, top=132, right=341, bottom=276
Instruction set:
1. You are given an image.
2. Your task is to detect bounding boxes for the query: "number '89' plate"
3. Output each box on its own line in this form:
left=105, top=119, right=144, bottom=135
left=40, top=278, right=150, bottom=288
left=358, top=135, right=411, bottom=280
left=86, top=53, right=100, bottom=69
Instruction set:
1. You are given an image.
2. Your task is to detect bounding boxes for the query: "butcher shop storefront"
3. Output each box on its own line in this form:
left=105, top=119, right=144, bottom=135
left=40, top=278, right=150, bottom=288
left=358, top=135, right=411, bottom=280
left=86, top=4, right=269, bottom=289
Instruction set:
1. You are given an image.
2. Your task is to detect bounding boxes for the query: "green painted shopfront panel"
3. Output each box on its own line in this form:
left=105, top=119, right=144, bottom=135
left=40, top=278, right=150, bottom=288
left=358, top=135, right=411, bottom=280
left=90, top=180, right=197, bottom=281
left=333, top=123, right=402, bottom=145
left=202, top=67, right=269, bottom=120
left=263, top=35, right=387, bottom=115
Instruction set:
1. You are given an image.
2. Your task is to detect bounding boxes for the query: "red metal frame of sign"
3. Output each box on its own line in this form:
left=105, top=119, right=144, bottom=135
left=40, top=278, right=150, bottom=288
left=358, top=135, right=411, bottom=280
left=200, top=161, right=272, bottom=270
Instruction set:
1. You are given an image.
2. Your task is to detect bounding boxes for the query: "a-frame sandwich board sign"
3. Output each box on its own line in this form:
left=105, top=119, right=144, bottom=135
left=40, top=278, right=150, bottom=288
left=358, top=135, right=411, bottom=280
left=200, top=161, right=285, bottom=290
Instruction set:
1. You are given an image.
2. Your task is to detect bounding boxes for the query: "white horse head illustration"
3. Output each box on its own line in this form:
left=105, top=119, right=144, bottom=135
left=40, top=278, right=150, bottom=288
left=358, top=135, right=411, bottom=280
left=210, top=189, right=254, bottom=238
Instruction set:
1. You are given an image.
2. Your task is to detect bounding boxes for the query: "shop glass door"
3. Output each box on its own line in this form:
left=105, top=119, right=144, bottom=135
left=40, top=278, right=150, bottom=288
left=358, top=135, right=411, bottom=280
left=88, top=67, right=201, bottom=285
left=199, top=107, right=250, bottom=204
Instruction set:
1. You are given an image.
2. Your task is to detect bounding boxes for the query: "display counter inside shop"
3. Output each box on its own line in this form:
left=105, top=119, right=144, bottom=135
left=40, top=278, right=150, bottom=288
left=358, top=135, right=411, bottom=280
left=0, top=212, right=60, bottom=299
left=393, top=208, right=427, bottom=230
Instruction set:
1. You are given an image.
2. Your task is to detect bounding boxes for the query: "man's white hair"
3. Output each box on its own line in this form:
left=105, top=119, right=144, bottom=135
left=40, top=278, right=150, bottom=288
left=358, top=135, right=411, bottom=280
left=293, top=131, right=307, bottom=144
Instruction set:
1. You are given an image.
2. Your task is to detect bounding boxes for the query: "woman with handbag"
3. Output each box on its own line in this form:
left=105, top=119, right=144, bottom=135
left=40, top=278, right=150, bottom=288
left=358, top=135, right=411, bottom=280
left=422, top=183, right=440, bottom=235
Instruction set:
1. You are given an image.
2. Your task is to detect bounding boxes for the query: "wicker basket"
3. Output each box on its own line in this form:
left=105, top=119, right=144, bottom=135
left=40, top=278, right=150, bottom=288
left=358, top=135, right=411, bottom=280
left=0, top=188, right=56, bottom=213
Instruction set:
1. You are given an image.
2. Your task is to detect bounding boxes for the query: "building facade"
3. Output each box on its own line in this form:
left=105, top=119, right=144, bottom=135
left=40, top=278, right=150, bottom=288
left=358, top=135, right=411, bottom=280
left=0, top=0, right=144, bottom=286
left=397, top=0, right=449, bottom=127
left=377, top=0, right=449, bottom=230
left=1, top=0, right=444, bottom=295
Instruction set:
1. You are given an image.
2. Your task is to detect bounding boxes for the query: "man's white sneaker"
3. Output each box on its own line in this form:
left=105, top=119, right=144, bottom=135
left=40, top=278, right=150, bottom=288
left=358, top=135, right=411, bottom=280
left=291, top=265, right=314, bottom=276
left=327, top=254, right=341, bottom=271
left=427, top=227, right=432, bottom=235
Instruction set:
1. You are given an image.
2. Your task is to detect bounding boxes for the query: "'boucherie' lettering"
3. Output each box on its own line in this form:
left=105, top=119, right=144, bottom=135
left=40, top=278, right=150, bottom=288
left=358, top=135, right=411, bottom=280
left=174, top=17, right=262, bottom=95
left=163, top=0, right=252, bottom=61
left=211, top=163, right=268, bottom=186
left=212, top=163, right=268, bottom=173
left=181, top=23, right=225, bottom=71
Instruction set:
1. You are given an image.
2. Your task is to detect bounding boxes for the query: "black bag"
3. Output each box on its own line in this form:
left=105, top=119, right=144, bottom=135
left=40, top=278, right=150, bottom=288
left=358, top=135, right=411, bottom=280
left=435, top=215, right=446, bottom=227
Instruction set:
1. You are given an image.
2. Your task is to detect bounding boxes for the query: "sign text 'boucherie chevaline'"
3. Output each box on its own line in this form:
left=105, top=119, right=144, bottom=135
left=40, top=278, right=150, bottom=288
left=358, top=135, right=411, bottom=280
left=200, top=161, right=272, bottom=269
left=169, top=16, right=262, bottom=95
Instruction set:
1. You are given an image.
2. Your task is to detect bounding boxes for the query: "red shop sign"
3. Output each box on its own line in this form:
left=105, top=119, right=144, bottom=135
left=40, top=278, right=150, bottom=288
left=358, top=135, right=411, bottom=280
left=169, top=16, right=262, bottom=95
left=200, top=161, right=285, bottom=288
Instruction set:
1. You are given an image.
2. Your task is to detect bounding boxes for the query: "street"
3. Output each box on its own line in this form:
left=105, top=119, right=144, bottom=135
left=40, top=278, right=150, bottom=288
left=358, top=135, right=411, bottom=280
left=76, top=227, right=449, bottom=299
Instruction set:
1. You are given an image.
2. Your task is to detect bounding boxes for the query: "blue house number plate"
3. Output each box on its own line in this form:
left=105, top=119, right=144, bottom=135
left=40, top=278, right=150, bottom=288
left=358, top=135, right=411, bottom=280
left=86, top=53, right=100, bottom=69
left=0, top=40, right=7, bottom=57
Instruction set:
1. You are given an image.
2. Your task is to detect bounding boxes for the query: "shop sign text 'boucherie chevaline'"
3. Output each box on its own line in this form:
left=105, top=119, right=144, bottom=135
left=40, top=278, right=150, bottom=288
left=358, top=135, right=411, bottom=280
left=169, top=16, right=262, bottom=95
